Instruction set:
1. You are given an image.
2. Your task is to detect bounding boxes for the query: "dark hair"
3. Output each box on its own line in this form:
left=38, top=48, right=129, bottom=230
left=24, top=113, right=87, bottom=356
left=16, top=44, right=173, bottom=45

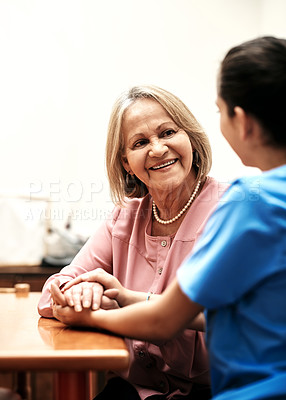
left=218, top=36, right=286, bottom=147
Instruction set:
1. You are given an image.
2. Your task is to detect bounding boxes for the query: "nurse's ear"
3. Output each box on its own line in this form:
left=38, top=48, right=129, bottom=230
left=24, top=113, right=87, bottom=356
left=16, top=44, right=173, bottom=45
left=234, top=106, right=259, bottom=143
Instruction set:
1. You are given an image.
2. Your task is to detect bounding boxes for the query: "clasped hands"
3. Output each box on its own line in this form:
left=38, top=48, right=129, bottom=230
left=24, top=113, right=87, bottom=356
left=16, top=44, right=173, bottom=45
left=51, top=269, right=123, bottom=326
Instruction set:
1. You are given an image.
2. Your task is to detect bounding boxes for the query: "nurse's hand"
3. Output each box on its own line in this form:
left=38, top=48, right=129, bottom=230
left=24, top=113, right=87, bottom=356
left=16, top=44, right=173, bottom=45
left=52, top=302, right=93, bottom=327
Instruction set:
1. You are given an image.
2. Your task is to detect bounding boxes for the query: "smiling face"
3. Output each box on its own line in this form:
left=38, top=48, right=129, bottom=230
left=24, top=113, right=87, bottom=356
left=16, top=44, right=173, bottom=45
left=121, top=98, right=195, bottom=198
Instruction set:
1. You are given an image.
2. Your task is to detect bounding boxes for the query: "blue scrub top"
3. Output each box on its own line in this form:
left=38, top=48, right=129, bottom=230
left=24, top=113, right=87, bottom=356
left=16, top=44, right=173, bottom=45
left=177, top=165, right=286, bottom=399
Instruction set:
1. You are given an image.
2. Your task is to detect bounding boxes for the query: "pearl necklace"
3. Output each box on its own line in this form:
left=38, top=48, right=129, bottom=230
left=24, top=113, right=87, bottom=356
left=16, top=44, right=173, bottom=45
left=152, top=180, right=201, bottom=225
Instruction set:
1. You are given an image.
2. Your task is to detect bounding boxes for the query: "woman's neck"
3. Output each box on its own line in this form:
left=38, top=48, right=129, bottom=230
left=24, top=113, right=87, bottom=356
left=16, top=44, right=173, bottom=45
left=150, top=172, right=199, bottom=218
left=151, top=213, right=186, bottom=236
left=150, top=177, right=205, bottom=237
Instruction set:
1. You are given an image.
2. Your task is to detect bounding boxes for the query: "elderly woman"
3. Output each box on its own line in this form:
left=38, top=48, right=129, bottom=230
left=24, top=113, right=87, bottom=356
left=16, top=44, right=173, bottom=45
left=39, top=85, right=226, bottom=400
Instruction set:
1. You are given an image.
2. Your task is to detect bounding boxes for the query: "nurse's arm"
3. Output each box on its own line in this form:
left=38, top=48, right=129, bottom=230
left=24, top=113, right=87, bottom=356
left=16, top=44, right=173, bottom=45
left=53, top=278, right=204, bottom=342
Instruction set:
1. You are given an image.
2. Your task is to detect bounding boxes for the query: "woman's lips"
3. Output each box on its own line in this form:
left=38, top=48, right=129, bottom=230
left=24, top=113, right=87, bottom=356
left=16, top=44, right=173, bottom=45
left=150, top=159, right=178, bottom=170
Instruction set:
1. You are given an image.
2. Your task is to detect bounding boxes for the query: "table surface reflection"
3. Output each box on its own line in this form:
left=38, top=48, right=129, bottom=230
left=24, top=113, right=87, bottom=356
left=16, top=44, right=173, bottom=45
left=0, top=292, right=129, bottom=371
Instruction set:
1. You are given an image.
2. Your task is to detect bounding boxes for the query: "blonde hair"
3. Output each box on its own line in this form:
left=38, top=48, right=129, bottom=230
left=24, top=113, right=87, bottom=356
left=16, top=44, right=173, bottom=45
left=106, top=85, right=212, bottom=205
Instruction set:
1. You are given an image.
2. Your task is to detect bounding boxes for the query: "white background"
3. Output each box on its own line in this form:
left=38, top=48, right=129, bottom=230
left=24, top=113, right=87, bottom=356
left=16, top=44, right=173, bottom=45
left=1, top=0, right=286, bottom=236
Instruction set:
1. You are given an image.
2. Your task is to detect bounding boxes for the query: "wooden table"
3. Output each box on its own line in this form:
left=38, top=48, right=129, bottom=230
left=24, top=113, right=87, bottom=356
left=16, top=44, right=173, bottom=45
left=0, top=292, right=129, bottom=400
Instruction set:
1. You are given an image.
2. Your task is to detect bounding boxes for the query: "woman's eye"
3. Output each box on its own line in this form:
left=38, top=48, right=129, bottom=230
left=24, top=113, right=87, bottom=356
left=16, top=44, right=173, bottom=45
left=133, top=139, right=148, bottom=148
left=162, top=129, right=176, bottom=137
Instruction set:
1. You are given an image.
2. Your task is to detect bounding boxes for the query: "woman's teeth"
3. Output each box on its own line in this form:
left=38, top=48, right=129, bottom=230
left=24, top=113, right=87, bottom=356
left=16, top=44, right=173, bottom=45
left=151, top=159, right=176, bottom=170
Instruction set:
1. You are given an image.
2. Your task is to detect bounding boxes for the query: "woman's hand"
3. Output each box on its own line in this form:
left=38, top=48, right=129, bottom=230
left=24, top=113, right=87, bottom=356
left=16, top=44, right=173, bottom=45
left=61, top=268, right=156, bottom=309
left=63, top=269, right=127, bottom=307
left=50, top=278, right=67, bottom=307
left=63, top=281, right=105, bottom=312
left=50, top=277, right=107, bottom=312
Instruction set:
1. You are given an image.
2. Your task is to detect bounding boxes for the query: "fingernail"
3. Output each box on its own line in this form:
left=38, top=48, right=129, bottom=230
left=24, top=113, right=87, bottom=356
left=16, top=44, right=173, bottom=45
left=83, top=301, right=90, bottom=308
left=75, top=305, right=82, bottom=312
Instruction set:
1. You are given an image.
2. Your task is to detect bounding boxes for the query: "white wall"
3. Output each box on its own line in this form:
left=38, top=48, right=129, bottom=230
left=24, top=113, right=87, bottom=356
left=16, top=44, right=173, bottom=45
left=0, top=0, right=285, bottom=236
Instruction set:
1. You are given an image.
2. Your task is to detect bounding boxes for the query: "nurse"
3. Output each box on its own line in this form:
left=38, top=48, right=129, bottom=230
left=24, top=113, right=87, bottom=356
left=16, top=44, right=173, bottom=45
left=52, top=37, right=286, bottom=399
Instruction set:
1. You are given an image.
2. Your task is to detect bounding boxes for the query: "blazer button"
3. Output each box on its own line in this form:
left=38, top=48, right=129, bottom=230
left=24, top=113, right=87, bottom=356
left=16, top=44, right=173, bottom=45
left=161, top=240, right=167, bottom=247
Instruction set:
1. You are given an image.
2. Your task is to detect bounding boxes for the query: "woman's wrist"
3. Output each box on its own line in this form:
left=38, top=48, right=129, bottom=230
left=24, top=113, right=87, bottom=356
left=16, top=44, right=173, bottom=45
left=116, top=286, right=130, bottom=307
left=120, top=289, right=156, bottom=307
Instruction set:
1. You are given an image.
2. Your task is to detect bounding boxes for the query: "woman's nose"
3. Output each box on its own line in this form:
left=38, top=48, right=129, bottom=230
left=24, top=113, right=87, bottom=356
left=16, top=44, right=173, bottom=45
left=149, top=140, right=168, bottom=157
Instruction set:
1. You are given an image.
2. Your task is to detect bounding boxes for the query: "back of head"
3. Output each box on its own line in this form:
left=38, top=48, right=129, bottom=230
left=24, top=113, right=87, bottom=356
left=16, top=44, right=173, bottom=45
left=218, top=36, right=286, bottom=147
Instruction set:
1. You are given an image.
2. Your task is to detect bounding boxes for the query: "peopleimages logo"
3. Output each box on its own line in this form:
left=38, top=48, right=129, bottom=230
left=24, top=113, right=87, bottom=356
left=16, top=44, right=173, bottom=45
left=25, top=207, right=112, bottom=222
left=27, top=179, right=106, bottom=203
left=23, top=179, right=113, bottom=223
